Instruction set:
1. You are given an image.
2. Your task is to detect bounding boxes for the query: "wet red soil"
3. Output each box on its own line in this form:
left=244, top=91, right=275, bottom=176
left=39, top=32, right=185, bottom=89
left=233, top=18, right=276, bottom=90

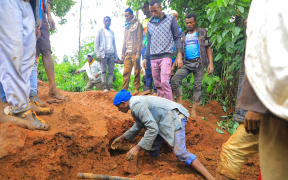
left=0, top=82, right=259, bottom=179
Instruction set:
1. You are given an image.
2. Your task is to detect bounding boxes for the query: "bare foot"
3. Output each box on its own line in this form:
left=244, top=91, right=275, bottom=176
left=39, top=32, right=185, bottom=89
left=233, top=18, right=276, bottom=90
left=49, top=88, right=68, bottom=101
left=0, top=113, right=29, bottom=129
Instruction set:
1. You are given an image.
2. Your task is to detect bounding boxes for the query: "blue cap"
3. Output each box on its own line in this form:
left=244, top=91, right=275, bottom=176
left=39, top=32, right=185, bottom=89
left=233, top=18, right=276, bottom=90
left=113, top=89, right=132, bottom=106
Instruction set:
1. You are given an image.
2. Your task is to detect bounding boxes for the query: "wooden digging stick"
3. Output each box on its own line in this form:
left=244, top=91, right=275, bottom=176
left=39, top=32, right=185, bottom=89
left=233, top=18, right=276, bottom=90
left=77, top=173, right=136, bottom=180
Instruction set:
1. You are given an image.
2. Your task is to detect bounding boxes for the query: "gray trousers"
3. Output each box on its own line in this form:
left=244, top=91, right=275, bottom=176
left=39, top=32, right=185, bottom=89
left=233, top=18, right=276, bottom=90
left=100, top=54, right=115, bottom=89
left=0, top=1, right=36, bottom=110
left=171, top=62, right=204, bottom=102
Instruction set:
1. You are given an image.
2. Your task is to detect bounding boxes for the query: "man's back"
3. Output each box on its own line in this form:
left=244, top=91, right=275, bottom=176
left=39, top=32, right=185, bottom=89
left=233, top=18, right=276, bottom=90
left=129, top=96, right=189, bottom=118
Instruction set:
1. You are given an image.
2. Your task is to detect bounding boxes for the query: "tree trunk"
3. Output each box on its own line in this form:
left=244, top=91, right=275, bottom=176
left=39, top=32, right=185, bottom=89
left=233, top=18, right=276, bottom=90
left=78, top=0, right=83, bottom=61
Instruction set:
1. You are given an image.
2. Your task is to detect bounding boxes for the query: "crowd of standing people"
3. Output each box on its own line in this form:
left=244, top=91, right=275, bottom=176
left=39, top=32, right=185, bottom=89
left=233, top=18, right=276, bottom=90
left=0, top=0, right=287, bottom=180
left=89, top=0, right=214, bottom=119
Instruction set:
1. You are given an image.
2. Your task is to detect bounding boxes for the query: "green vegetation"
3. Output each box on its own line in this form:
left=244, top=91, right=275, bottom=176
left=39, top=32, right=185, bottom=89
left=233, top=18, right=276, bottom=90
left=38, top=40, right=142, bottom=93
left=127, top=0, right=250, bottom=106
left=126, top=0, right=251, bottom=134
left=50, top=0, right=75, bottom=24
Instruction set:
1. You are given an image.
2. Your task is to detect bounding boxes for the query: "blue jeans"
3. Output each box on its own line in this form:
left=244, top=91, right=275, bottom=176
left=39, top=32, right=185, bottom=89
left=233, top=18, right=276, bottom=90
left=142, top=47, right=153, bottom=90
left=150, top=118, right=197, bottom=165
left=0, top=83, right=6, bottom=103
left=29, top=62, right=38, bottom=97
left=0, top=61, right=38, bottom=102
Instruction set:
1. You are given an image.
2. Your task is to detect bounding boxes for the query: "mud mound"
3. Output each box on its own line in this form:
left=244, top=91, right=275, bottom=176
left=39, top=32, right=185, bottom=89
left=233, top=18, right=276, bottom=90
left=0, top=82, right=259, bottom=179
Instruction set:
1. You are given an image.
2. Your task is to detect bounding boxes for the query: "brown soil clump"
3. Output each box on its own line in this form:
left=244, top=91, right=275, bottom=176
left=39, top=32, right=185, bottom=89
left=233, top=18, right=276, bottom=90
left=0, top=82, right=259, bottom=179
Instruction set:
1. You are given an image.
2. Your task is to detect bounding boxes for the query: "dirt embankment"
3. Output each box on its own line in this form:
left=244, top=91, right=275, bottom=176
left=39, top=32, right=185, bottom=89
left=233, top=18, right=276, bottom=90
left=0, top=82, right=259, bottom=180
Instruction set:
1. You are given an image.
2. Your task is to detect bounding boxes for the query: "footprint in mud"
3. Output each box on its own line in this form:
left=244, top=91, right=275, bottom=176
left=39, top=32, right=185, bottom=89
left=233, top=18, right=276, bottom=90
left=68, top=115, right=88, bottom=124
left=59, top=104, right=89, bottom=125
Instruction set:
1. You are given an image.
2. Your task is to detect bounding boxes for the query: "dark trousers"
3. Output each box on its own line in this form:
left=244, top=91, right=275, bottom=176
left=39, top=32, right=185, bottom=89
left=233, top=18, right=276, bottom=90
left=100, top=54, right=115, bottom=90
left=142, top=47, right=153, bottom=90
left=171, top=61, right=204, bottom=102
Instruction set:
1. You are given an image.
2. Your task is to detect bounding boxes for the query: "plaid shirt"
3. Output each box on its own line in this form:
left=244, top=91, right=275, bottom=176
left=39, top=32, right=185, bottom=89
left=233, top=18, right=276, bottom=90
left=145, top=14, right=181, bottom=60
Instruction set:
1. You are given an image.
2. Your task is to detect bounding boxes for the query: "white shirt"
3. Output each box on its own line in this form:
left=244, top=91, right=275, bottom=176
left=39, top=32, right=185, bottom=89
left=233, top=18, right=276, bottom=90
left=78, top=61, right=102, bottom=81
left=104, top=28, right=114, bottom=54
left=245, top=0, right=288, bottom=120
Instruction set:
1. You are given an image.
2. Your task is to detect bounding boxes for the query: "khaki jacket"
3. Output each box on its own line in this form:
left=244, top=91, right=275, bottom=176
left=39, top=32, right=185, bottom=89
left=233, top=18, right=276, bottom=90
left=122, top=17, right=143, bottom=59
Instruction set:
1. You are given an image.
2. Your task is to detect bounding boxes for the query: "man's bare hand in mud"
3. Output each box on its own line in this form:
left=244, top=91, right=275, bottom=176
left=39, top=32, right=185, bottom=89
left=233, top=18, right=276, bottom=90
left=244, top=110, right=264, bottom=134
left=111, top=135, right=124, bottom=150
left=126, top=145, right=141, bottom=161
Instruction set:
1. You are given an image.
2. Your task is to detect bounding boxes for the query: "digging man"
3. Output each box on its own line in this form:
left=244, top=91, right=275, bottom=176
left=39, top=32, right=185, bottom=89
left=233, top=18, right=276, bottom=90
left=111, top=89, right=215, bottom=180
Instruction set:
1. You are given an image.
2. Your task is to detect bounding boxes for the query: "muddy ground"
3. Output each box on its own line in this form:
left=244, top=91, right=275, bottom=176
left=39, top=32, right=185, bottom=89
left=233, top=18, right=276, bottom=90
left=0, top=82, right=259, bottom=180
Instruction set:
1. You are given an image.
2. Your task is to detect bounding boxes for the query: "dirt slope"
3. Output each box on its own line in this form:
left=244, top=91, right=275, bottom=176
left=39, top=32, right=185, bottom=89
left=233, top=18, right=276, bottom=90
left=0, top=82, right=259, bottom=180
